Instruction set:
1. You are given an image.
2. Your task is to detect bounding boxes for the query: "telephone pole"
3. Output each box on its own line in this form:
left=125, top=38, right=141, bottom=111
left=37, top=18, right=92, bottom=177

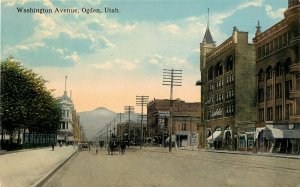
left=163, top=68, right=182, bottom=152
left=136, top=95, right=149, bottom=149
left=124, top=106, right=134, bottom=143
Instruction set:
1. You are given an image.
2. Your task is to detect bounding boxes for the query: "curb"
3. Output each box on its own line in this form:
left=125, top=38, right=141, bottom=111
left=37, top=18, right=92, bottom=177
left=31, top=149, right=78, bottom=187
left=209, top=150, right=300, bottom=160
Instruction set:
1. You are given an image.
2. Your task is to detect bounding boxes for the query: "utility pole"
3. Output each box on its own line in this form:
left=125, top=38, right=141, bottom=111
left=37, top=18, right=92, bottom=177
left=124, top=106, right=134, bottom=143
left=136, top=95, right=149, bottom=149
left=163, top=68, right=182, bottom=152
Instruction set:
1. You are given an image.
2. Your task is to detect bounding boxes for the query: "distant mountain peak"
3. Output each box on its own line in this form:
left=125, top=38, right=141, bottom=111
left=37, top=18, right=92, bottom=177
left=94, top=107, right=109, bottom=111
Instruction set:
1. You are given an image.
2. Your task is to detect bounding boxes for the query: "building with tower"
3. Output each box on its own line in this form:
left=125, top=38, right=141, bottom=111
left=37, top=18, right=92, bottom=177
left=253, top=0, right=300, bottom=154
left=57, top=76, right=75, bottom=145
left=199, top=17, right=257, bottom=150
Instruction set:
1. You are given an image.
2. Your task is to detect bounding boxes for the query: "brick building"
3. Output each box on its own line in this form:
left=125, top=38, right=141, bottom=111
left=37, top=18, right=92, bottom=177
left=199, top=25, right=257, bottom=151
left=253, top=0, right=300, bottom=154
left=147, top=99, right=200, bottom=147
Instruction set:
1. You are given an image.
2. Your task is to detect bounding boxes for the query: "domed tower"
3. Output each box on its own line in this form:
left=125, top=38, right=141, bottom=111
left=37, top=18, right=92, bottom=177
left=57, top=76, right=74, bottom=145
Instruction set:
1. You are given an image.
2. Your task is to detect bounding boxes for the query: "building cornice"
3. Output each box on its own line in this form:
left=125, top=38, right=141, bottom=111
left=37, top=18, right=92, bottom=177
left=207, top=36, right=234, bottom=61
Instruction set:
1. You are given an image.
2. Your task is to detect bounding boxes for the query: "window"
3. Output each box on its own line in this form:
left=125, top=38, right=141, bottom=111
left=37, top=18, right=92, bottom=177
left=258, top=70, right=264, bottom=82
left=275, top=63, right=282, bottom=76
left=296, top=73, right=300, bottom=90
left=279, top=35, right=283, bottom=48
left=257, top=47, right=261, bottom=59
left=270, top=41, right=273, bottom=53
left=274, top=38, right=278, bottom=51
left=285, top=104, right=292, bottom=119
left=267, top=107, right=273, bottom=121
left=266, top=66, right=272, bottom=80
left=266, top=43, right=270, bottom=55
left=226, top=74, right=234, bottom=85
left=283, top=33, right=287, bottom=46
left=285, top=80, right=292, bottom=98
left=226, top=55, right=234, bottom=71
left=208, top=84, right=214, bottom=92
left=258, top=88, right=264, bottom=102
left=66, top=110, right=69, bottom=117
left=275, top=84, right=282, bottom=98
left=208, top=67, right=213, bottom=81
left=62, top=122, right=65, bottom=129
left=182, top=123, right=187, bottom=131
left=267, top=86, right=273, bottom=100
left=225, top=104, right=234, bottom=117
left=262, top=45, right=266, bottom=57
left=62, top=110, right=66, bottom=117
left=66, top=122, right=69, bottom=129
left=216, top=93, right=223, bottom=104
left=259, top=108, right=264, bottom=121
left=215, top=63, right=223, bottom=77
left=275, top=105, right=282, bottom=120
left=216, top=79, right=223, bottom=90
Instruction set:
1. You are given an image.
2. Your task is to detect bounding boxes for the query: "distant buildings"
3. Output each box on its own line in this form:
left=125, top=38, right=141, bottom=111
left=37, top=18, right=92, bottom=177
left=253, top=0, right=300, bottom=154
left=147, top=99, right=201, bottom=148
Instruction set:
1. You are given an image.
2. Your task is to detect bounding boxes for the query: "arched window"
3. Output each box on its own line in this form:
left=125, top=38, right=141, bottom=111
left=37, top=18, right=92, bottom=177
left=258, top=69, right=264, bottom=82
left=226, top=55, right=234, bottom=72
left=208, top=66, right=213, bottom=81
left=215, top=63, right=223, bottom=77
left=266, top=66, right=273, bottom=80
left=285, top=57, right=291, bottom=74
left=275, top=62, right=282, bottom=76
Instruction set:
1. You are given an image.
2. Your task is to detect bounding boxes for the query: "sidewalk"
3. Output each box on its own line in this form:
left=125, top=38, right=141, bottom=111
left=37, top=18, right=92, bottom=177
left=210, top=149, right=300, bottom=159
left=0, top=145, right=77, bottom=187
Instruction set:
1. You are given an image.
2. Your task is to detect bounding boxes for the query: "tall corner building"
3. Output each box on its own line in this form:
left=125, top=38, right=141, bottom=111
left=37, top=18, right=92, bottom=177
left=200, top=25, right=257, bottom=151
left=253, top=0, right=300, bottom=154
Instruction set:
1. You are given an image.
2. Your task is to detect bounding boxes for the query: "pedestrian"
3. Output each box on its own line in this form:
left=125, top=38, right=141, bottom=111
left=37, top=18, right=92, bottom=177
left=51, top=143, right=54, bottom=151
left=96, top=147, right=98, bottom=155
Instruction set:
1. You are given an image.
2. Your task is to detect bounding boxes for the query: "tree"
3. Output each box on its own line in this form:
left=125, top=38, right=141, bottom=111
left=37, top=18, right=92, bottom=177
left=1, top=57, right=61, bottom=139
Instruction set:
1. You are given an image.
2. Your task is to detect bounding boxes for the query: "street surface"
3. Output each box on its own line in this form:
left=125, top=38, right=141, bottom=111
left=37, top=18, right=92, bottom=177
left=42, top=147, right=300, bottom=187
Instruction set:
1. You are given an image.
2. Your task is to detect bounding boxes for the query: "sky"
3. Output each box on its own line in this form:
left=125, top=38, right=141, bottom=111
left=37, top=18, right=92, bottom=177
left=1, top=0, right=286, bottom=113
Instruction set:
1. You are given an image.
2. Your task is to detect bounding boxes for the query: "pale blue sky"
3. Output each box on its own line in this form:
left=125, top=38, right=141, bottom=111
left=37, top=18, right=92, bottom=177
left=1, top=0, right=286, bottom=112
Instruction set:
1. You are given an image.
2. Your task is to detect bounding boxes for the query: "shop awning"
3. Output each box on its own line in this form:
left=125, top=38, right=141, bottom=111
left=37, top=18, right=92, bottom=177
left=165, top=135, right=176, bottom=142
left=207, top=131, right=222, bottom=142
left=263, top=127, right=300, bottom=139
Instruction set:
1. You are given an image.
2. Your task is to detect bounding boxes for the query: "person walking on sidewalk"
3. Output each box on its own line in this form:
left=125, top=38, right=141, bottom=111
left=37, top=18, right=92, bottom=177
left=51, top=143, right=54, bottom=151
left=96, top=147, right=98, bottom=155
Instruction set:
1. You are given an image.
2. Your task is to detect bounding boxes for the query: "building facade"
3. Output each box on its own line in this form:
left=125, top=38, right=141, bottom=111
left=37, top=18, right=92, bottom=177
left=57, top=78, right=75, bottom=145
left=147, top=99, right=201, bottom=147
left=253, top=0, right=300, bottom=154
left=200, top=26, right=257, bottom=151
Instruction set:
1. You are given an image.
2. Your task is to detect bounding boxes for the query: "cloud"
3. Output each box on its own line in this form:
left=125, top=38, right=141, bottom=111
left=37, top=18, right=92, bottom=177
left=89, top=59, right=137, bottom=71
left=161, top=24, right=181, bottom=34
left=43, top=32, right=113, bottom=54
left=265, top=4, right=285, bottom=19
left=212, top=0, right=263, bottom=24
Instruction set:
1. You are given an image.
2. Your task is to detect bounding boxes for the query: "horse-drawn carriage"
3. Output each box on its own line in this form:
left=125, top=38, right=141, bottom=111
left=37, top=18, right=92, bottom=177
left=107, top=139, right=126, bottom=155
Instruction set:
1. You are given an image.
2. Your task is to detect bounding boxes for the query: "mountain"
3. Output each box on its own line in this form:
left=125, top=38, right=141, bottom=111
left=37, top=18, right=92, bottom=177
left=78, top=107, right=138, bottom=140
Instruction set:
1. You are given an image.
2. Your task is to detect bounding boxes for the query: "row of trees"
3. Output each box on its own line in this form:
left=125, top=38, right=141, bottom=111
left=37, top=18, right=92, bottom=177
left=1, top=57, right=61, bottom=144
